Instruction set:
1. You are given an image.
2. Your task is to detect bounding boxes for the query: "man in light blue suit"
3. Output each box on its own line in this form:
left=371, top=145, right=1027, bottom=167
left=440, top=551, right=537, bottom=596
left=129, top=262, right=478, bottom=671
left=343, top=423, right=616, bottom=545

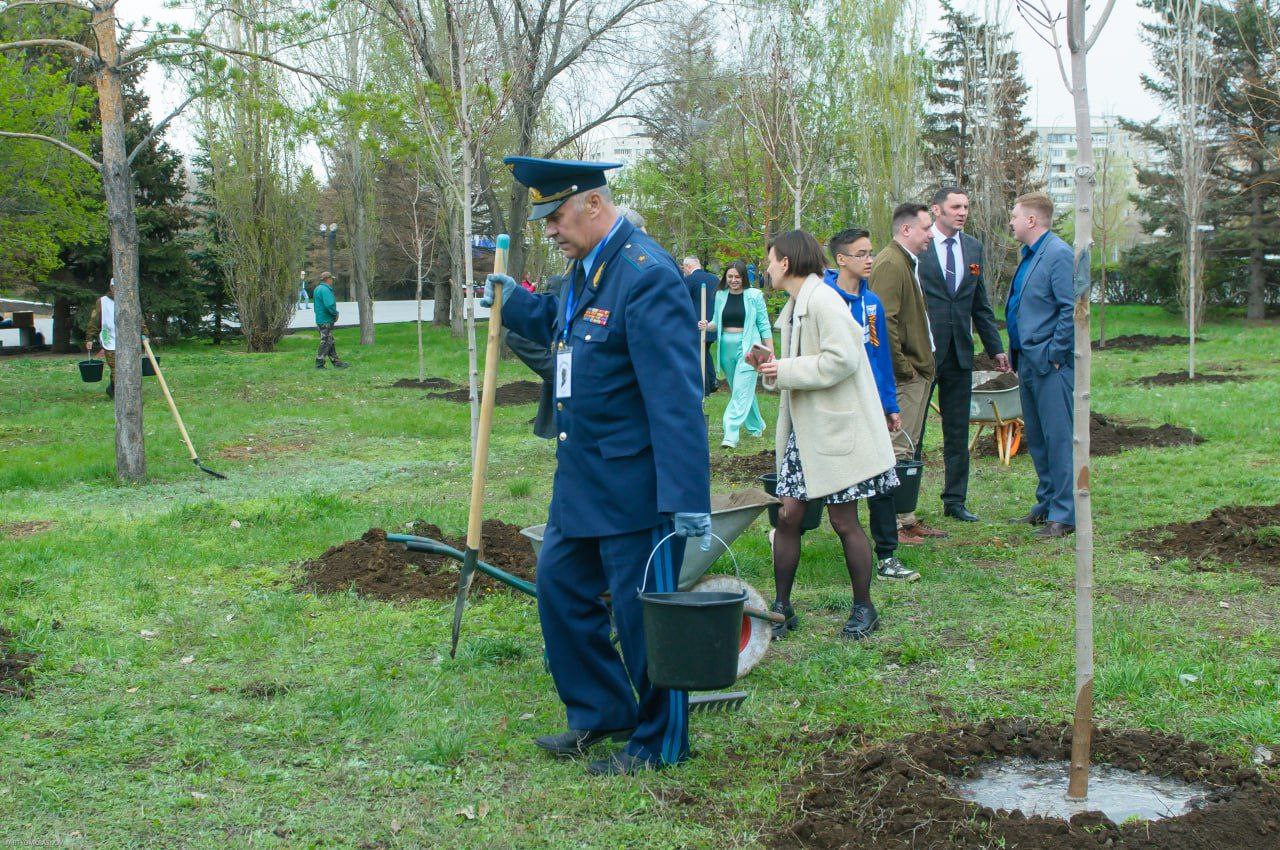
left=1005, top=192, right=1075, bottom=539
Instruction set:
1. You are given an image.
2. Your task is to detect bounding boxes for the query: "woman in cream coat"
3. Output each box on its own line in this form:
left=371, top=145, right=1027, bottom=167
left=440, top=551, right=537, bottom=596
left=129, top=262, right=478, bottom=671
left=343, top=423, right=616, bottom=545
left=699, top=260, right=773, bottom=448
left=757, top=230, right=898, bottom=640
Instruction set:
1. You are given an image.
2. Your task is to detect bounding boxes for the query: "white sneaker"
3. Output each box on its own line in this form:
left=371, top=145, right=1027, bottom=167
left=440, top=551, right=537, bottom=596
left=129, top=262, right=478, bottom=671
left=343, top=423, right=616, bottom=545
left=721, top=440, right=736, bottom=449
left=876, top=557, right=920, bottom=582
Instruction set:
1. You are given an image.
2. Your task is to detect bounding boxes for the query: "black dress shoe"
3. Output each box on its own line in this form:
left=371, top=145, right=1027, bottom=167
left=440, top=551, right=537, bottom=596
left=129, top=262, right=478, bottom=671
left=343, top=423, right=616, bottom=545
left=770, top=601, right=797, bottom=640
left=586, top=750, right=664, bottom=776
left=535, top=727, right=633, bottom=757
left=842, top=603, right=880, bottom=640
left=1034, top=521, right=1075, bottom=539
left=1009, top=510, right=1047, bottom=526
left=944, top=504, right=980, bottom=522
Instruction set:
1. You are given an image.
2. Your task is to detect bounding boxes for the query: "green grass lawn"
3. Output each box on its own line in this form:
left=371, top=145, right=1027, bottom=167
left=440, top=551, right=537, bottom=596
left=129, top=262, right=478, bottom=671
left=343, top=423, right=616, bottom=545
left=1, top=306, right=1278, bottom=848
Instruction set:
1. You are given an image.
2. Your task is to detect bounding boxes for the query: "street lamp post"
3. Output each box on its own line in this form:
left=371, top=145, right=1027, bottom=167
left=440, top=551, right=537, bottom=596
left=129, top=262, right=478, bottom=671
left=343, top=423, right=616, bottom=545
left=318, top=222, right=338, bottom=280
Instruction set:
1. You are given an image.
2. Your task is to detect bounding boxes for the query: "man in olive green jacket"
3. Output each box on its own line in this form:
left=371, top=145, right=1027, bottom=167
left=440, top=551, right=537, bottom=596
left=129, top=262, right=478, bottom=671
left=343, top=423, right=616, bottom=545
left=869, top=203, right=946, bottom=543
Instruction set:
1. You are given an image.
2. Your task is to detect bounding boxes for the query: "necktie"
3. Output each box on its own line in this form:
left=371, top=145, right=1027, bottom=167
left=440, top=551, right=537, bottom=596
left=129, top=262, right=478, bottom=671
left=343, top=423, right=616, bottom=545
left=944, top=237, right=957, bottom=294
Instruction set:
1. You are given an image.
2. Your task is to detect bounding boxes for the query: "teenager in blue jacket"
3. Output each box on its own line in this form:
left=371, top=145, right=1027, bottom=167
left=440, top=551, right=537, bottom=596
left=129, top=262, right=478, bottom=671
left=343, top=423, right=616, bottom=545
left=824, top=228, right=919, bottom=582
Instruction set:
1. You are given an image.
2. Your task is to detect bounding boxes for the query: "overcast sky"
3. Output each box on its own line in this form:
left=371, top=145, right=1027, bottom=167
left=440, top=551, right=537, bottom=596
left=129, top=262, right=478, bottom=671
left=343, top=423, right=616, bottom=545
left=126, top=0, right=1161, bottom=162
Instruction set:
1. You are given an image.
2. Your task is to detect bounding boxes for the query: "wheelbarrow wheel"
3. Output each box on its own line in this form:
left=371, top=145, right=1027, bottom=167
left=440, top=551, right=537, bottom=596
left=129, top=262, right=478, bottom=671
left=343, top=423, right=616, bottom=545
left=688, top=575, right=770, bottom=678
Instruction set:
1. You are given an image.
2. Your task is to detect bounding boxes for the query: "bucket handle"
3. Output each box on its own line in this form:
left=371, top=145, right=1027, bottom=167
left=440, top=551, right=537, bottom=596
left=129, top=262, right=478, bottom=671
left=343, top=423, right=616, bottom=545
left=638, top=531, right=740, bottom=595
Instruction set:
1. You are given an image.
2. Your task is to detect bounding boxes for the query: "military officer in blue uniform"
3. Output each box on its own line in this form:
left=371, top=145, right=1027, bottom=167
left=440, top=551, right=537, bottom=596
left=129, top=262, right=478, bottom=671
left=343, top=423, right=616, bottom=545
left=482, top=156, right=711, bottom=775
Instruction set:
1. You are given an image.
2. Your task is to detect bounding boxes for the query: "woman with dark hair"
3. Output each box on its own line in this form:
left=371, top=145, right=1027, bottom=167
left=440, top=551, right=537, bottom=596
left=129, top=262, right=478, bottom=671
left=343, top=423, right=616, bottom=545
left=698, top=260, right=772, bottom=447
left=756, top=230, right=899, bottom=640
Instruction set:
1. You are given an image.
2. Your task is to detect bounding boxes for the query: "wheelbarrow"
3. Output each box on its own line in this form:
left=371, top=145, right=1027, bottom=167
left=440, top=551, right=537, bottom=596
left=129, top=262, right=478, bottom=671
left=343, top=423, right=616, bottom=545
left=519, top=490, right=780, bottom=683
left=968, top=370, right=1024, bottom=465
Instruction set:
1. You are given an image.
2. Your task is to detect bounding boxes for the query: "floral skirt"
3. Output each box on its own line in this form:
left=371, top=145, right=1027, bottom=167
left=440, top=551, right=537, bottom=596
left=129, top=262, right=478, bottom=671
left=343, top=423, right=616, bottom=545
left=775, top=431, right=900, bottom=504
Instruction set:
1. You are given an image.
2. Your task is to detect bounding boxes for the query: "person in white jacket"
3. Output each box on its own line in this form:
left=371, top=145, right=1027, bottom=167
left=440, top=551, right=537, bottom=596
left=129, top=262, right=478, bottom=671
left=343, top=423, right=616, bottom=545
left=757, top=230, right=899, bottom=640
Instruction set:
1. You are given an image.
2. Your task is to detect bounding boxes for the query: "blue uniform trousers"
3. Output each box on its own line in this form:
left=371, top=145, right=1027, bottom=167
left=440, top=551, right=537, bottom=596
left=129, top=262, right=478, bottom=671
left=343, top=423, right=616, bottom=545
left=536, top=519, right=689, bottom=766
left=1018, top=359, right=1075, bottom=525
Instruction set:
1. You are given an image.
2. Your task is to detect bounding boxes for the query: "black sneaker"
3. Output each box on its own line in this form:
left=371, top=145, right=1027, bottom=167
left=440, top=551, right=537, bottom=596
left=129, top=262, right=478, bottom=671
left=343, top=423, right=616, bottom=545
left=841, top=603, right=879, bottom=640
left=770, top=601, right=797, bottom=640
left=315, top=361, right=326, bottom=369
left=333, top=360, right=350, bottom=369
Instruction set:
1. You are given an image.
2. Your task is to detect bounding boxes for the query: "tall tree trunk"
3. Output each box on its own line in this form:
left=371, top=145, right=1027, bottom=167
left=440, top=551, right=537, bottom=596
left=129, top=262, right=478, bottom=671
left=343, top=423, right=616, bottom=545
left=351, top=167, right=375, bottom=345
left=1246, top=155, right=1266, bottom=320
left=94, top=5, right=145, bottom=482
left=1065, top=1, right=1096, bottom=801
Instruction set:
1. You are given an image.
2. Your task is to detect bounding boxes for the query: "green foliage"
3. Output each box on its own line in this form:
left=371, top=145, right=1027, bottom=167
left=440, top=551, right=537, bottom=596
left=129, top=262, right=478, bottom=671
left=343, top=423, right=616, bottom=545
left=0, top=14, right=102, bottom=290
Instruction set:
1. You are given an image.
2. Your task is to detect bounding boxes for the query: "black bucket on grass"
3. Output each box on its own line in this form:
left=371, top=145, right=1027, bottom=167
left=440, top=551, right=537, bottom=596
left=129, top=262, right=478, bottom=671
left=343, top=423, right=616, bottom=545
left=142, top=354, right=158, bottom=377
left=640, top=589, right=745, bottom=691
left=892, top=458, right=923, bottom=514
left=78, top=359, right=104, bottom=383
left=759, top=473, right=824, bottom=531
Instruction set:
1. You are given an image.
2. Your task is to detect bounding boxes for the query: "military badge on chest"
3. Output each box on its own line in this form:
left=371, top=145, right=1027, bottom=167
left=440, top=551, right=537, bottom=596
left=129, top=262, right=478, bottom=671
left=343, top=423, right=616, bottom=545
left=583, top=308, right=610, bottom=326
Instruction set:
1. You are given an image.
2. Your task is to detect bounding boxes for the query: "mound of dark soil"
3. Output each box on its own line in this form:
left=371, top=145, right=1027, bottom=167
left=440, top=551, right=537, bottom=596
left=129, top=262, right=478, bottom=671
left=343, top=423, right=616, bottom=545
left=974, top=372, right=1018, bottom=391
left=390, top=377, right=458, bottom=390
left=1093, top=334, right=1192, bottom=351
left=713, top=450, right=776, bottom=483
left=973, top=353, right=1002, bottom=371
left=429, top=380, right=542, bottom=406
left=767, top=719, right=1280, bottom=850
left=1131, top=502, right=1280, bottom=583
left=1091, top=413, right=1205, bottom=456
left=975, top=413, right=1203, bottom=459
left=1, top=628, right=37, bottom=698
left=299, top=522, right=536, bottom=602
left=1137, top=371, right=1258, bottom=386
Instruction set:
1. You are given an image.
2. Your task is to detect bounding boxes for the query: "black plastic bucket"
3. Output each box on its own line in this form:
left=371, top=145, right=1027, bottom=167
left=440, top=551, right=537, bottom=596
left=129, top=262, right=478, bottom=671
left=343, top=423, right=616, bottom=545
left=78, top=359, right=104, bottom=383
left=759, top=473, right=824, bottom=531
left=893, top=459, right=923, bottom=514
left=640, top=589, right=746, bottom=691
left=141, top=354, right=158, bottom=377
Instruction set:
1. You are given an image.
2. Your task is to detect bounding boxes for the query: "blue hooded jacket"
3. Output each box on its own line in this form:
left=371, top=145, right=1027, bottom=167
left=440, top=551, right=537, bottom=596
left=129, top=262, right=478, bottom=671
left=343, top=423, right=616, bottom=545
left=823, top=269, right=898, bottom=414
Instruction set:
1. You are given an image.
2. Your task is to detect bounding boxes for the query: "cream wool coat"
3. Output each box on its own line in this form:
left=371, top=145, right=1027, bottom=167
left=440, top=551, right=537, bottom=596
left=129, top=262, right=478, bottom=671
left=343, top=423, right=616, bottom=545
left=763, top=274, right=896, bottom=498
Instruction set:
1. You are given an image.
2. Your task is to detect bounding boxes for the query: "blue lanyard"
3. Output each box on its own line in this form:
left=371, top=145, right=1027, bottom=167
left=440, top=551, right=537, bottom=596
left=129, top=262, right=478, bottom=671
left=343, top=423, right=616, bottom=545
left=561, top=267, right=579, bottom=343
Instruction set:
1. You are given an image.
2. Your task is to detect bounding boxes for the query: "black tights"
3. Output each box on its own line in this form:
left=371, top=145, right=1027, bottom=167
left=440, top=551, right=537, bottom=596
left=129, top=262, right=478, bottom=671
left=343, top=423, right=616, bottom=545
left=773, top=498, right=874, bottom=609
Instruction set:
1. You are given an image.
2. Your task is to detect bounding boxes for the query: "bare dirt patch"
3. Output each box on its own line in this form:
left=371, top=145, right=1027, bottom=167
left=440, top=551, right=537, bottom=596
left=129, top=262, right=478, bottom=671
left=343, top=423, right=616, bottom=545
left=712, top=450, right=776, bottom=483
left=1093, top=333, right=1193, bottom=351
left=1, top=628, right=37, bottom=698
left=299, top=521, right=536, bottom=603
left=389, top=377, right=458, bottom=390
left=217, top=431, right=313, bottom=461
left=1130, top=502, right=1280, bottom=584
left=1136, top=371, right=1259, bottom=386
left=767, top=719, right=1280, bottom=850
left=0, top=520, right=54, bottom=540
left=429, top=380, right=542, bottom=406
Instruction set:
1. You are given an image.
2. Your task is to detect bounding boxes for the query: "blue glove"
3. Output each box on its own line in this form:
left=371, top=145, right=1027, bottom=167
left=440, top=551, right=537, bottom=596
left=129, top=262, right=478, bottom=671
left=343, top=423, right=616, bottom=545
left=673, top=512, right=711, bottom=539
left=481, top=273, right=515, bottom=308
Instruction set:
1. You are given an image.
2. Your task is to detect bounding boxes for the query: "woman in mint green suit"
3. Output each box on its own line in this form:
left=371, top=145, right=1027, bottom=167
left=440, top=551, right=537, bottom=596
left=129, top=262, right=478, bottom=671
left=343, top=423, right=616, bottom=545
left=700, top=260, right=773, bottom=448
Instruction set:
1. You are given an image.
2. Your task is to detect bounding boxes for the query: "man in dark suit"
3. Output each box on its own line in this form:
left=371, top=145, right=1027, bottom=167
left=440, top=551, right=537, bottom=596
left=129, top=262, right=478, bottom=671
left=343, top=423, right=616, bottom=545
left=682, top=257, right=719, bottom=396
left=917, top=187, right=1010, bottom=523
left=1005, top=191, right=1075, bottom=539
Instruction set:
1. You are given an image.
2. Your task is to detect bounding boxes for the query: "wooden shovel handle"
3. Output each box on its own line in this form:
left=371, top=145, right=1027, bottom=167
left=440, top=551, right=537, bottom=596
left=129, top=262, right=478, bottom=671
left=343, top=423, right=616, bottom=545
left=143, top=338, right=198, bottom=463
left=466, top=238, right=508, bottom=551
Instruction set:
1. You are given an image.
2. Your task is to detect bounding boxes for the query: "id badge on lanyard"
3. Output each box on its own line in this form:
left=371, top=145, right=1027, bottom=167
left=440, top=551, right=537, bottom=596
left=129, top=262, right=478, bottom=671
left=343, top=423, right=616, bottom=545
left=555, top=346, right=572, bottom=398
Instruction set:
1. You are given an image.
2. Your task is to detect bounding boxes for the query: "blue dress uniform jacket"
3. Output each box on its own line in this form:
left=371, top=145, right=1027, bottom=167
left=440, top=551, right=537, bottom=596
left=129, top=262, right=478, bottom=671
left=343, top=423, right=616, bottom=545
left=501, top=218, right=712, bottom=536
left=499, top=216, right=710, bottom=767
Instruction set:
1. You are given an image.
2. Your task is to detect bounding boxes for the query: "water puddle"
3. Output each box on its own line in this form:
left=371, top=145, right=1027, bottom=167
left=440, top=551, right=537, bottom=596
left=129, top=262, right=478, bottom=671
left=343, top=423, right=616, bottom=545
left=954, top=757, right=1215, bottom=823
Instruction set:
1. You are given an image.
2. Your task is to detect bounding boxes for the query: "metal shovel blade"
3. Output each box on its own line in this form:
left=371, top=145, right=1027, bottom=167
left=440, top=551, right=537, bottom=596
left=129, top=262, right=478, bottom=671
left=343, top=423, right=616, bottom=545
left=450, top=548, right=478, bottom=658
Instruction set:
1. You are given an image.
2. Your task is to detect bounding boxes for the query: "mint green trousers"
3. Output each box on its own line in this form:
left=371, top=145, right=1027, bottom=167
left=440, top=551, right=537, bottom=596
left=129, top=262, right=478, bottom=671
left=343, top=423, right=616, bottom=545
left=717, top=332, right=765, bottom=445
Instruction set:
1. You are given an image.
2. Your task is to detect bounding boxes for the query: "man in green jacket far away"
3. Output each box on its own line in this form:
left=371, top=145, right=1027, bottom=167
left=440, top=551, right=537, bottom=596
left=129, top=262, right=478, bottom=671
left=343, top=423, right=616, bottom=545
left=312, top=271, right=349, bottom=369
